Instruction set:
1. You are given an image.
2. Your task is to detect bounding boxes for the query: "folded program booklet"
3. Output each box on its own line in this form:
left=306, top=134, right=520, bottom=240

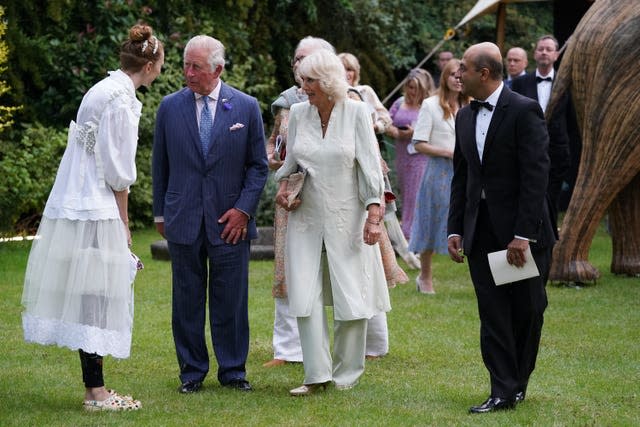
left=487, top=246, right=540, bottom=286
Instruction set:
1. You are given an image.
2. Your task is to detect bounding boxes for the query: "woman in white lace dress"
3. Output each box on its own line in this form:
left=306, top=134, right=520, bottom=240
left=21, top=24, right=163, bottom=411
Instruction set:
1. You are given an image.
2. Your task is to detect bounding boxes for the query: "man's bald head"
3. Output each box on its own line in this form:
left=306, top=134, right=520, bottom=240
left=457, top=42, right=503, bottom=100
left=466, top=42, right=503, bottom=81
left=506, top=47, right=528, bottom=78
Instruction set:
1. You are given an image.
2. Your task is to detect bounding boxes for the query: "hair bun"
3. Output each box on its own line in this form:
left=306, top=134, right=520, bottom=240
left=129, top=24, right=153, bottom=42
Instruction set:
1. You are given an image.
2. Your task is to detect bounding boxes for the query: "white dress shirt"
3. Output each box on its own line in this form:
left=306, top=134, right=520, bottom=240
left=475, top=82, right=504, bottom=162
left=536, top=68, right=555, bottom=113
left=195, top=80, right=222, bottom=127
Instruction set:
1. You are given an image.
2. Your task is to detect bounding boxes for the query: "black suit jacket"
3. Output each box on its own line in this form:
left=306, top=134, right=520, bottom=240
left=511, top=73, right=571, bottom=195
left=448, top=85, right=556, bottom=255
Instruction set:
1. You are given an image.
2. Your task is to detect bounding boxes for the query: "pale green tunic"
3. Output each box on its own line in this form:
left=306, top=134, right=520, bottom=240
left=275, top=99, right=391, bottom=320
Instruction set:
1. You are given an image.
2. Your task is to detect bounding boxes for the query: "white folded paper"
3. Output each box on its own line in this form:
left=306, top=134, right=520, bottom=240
left=487, top=246, right=540, bottom=286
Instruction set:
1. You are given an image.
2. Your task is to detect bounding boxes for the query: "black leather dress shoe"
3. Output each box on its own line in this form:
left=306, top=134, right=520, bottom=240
left=515, top=391, right=526, bottom=403
left=178, top=380, right=202, bottom=394
left=224, top=379, right=253, bottom=391
left=469, top=396, right=516, bottom=414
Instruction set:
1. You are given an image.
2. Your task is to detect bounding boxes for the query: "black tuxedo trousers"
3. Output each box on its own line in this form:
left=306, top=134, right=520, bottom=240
left=468, top=201, right=550, bottom=398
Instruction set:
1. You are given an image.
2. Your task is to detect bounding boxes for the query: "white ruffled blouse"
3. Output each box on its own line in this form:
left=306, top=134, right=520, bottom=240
left=44, top=69, right=142, bottom=220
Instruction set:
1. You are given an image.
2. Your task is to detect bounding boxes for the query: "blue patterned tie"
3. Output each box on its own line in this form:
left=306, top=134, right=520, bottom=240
left=199, top=96, right=213, bottom=154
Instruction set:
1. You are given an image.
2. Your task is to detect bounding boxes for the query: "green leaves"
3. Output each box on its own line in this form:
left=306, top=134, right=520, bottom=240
left=0, top=0, right=555, bottom=233
left=0, top=123, right=66, bottom=233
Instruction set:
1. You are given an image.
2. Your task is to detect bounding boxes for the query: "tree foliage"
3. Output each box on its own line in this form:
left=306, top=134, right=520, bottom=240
left=0, top=0, right=553, bottom=233
left=0, top=6, right=20, bottom=135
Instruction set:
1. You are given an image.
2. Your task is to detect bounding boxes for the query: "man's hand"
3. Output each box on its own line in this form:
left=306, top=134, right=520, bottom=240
left=447, top=235, right=465, bottom=263
left=219, top=208, right=249, bottom=244
left=155, top=222, right=165, bottom=238
left=506, top=238, right=529, bottom=267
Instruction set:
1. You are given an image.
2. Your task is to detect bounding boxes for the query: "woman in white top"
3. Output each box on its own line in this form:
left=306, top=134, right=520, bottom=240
left=21, top=24, right=163, bottom=411
left=409, top=59, right=470, bottom=294
left=275, top=50, right=390, bottom=396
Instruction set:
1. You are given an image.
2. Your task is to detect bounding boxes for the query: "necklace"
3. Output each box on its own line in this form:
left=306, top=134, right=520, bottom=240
left=318, top=104, right=334, bottom=131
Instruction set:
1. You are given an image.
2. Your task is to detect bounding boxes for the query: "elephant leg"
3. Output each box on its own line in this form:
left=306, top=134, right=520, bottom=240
left=609, top=173, right=640, bottom=276
left=550, top=209, right=602, bottom=283
left=549, top=175, right=608, bottom=283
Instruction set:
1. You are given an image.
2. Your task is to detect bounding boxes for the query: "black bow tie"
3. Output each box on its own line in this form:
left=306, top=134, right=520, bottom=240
left=470, top=100, right=494, bottom=112
left=536, top=76, right=553, bottom=83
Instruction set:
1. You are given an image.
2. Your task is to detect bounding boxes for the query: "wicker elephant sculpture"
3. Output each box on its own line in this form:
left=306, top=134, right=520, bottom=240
left=548, top=0, right=640, bottom=282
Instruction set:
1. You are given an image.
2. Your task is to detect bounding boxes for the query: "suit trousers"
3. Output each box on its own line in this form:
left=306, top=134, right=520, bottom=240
left=168, top=231, right=250, bottom=385
left=297, top=253, right=366, bottom=387
left=468, top=201, right=549, bottom=399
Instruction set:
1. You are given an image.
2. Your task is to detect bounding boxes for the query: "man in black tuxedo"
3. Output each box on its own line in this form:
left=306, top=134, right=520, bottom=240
left=511, top=35, right=571, bottom=231
left=448, top=42, right=555, bottom=414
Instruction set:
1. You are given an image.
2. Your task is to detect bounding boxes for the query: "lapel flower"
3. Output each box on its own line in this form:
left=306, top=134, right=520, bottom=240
left=222, top=98, right=232, bottom=111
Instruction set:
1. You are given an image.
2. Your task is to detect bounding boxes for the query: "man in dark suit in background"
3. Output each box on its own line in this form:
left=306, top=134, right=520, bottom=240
left=511, top=35, right=571, bottom=231
left=504, top=47, right=528, bottom=88
left=448, top=42, right=555, bottom=414
left=153, top=35, right=268, bottom=394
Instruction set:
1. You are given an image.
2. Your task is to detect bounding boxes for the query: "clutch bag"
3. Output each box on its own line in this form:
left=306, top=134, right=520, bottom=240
left=286, top=168, right=307, bottom=208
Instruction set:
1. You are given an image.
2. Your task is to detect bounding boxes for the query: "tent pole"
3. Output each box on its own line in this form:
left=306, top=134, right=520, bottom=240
left=496, top=3, right=506, bottom=52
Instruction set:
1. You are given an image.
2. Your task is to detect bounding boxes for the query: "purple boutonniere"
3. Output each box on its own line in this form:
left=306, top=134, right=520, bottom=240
left=222, top=98, right=232, bottom=111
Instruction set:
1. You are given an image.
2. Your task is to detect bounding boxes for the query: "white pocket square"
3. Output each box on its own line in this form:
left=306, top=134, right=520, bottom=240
left=229, top=123, right=245, bottom=131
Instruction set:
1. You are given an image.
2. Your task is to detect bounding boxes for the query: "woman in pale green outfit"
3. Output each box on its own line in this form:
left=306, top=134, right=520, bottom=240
left=275, top=50, right=390, bottom=396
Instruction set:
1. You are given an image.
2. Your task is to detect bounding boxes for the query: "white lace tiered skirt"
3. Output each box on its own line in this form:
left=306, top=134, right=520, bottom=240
left=22, top=216, right=135, bottom=359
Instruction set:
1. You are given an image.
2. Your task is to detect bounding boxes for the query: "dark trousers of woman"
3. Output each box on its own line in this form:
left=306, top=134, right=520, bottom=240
left=79, top=350, right=104, bottom=388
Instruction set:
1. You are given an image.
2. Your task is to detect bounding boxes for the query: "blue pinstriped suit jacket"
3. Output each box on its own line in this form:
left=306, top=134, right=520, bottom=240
left=152, top=83, right=268, bottom=245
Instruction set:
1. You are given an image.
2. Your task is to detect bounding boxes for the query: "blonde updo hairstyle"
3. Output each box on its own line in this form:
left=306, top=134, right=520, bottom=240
left=338, top=52, right=361, bottom=86
left=297, top=50, right=348, bottom=102
left=120, top=24, right=163, bottom=72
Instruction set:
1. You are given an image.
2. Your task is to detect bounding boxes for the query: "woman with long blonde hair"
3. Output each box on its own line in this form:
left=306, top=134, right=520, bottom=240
left=409, top=59, right=470, bottom=294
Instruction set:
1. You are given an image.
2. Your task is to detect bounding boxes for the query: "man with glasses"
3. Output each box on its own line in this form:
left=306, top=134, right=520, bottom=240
left=448, top=42, right=555, bottom=414
left=512, top=35, right=573, bottom=231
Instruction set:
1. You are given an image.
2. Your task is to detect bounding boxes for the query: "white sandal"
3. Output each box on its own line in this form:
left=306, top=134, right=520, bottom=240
left=83, top=390, right=141, bottom=411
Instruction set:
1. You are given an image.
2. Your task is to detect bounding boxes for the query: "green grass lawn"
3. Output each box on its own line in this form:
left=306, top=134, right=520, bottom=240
left=1, top=224, right=638, bottom=426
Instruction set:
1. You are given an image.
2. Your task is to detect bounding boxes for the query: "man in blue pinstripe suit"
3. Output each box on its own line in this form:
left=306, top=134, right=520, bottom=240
left=152, top=35, right=268, bottom=394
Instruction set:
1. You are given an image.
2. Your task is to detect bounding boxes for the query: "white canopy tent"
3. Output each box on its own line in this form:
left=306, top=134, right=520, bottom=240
left=381, top=0, right=550, bottom=104
left=455, top=0, right=549, bottom=48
